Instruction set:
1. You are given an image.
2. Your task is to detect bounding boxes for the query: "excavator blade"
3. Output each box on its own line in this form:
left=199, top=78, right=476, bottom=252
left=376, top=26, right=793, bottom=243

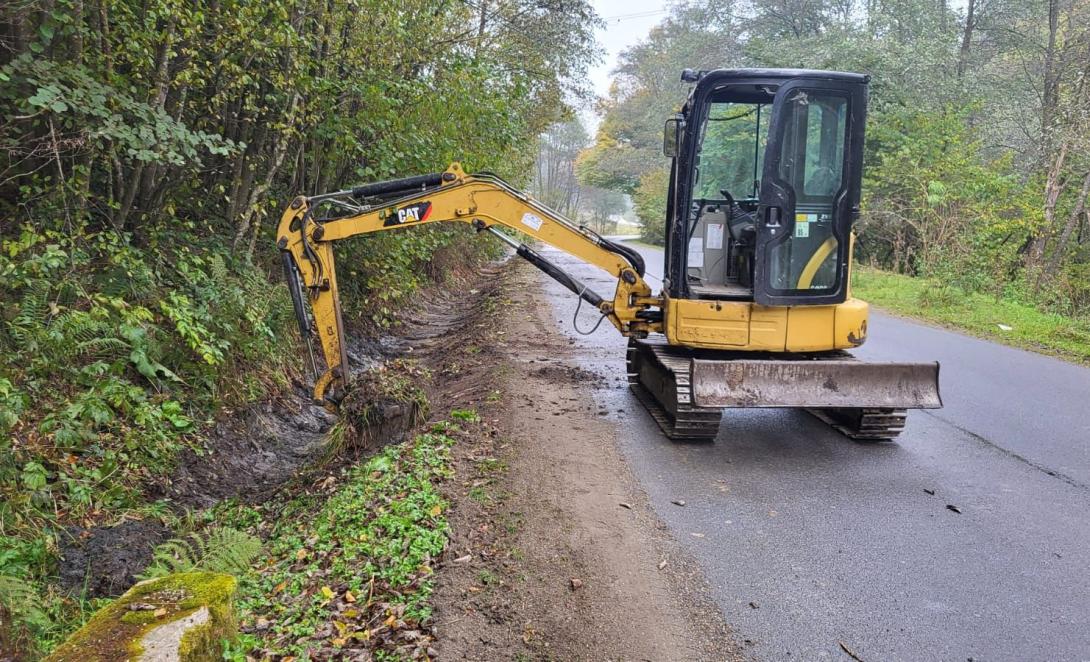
left=690, top=359, right=942, bottom=410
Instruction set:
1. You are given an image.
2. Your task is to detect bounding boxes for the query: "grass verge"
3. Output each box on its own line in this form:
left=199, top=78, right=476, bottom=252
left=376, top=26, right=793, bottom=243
left=852, top=267, right=1090, bottom=364
left=218, top=418, right=463, bottom=660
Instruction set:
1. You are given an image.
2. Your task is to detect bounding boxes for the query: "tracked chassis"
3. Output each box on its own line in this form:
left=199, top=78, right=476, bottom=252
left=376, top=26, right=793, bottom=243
left=626, top=339, right=723, bottom=441
left=626, top=338, right=940, bottom=442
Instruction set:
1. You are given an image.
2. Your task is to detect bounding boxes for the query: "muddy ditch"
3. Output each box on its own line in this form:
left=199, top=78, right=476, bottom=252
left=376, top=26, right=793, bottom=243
left=57, top=257, right=514, bottom=599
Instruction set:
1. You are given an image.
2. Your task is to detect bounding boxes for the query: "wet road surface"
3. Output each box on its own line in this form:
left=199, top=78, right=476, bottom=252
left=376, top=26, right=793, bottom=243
left=536, top=241, right=1090, bottom=662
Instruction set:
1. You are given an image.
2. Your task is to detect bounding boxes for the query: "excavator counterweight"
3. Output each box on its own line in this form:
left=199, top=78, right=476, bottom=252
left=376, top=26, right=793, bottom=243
left=277, top=68, right=942, bottom=442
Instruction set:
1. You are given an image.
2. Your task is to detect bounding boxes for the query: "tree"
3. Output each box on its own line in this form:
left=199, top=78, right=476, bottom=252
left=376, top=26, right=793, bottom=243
left=532, top=120, right=590, bottom=217
left=578, top=186, right=626, bottom=233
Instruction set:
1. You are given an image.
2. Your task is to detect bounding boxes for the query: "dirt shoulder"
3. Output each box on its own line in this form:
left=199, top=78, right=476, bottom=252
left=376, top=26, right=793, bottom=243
left=431, top=262, right=740, bottom=661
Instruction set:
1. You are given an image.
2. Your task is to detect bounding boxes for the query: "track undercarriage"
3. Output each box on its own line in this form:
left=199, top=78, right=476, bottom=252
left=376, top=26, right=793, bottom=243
left=626, top=338, right=930, bottom=442
left=626, top=339, right=723, bottom=441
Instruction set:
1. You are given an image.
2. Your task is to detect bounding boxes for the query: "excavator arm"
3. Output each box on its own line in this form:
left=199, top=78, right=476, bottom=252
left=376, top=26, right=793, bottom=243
left=276, top=162, right=662, bottom=405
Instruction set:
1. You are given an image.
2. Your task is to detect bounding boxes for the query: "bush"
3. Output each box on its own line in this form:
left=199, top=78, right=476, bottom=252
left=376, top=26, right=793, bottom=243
left=633, top=168, right=670, bottom=245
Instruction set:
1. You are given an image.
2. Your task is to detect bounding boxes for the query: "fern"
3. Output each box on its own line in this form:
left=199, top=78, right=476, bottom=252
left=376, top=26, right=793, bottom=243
left=6, top=286, right=129, bottom=362
left=7, top=280, right=51, bottom=346
left=209, top=253, right=229, bottom=284
left=140, top=526, right=262, bottom=579
left=52, top=311, right=107, bottom=345
left=48, top=310, right=121, bottom=361
left=0, top=575, right=47, bottom=629
left=74, top=336, right=130, bottom=360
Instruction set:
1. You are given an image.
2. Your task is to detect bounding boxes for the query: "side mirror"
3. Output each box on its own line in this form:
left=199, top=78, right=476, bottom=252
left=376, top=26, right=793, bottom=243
left=663, top=115, right=684, bottom=157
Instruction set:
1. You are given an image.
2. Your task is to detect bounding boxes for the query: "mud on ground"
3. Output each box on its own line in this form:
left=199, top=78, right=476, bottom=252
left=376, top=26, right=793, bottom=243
left=429, top=262, right=741, bottom=661
left=57, top=257, right=513, bottom=599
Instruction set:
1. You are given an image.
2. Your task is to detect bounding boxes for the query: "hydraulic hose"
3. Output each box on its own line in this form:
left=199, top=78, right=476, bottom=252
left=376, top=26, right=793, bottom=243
left=516, top=244, right=605, bottom=308
left=281, top=251, right=319, bottom=379
left=351, top=172, right=448, bottom=199
left=482, top=226, right=605, bottom=309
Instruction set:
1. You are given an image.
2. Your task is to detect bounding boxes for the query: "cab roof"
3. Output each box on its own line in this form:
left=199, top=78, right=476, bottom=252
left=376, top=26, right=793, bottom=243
left=684, top=68, right=870, bottom=85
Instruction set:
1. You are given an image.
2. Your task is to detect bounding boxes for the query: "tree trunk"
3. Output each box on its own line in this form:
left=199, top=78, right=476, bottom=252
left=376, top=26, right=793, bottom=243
left=1041, top=0, right=1061, bottom=154
left=955, top=0, right=975, bottom=80
left=1029, top=141, right=1069, bottom=284
left=235, top=94, right=301, bottom=254
left=1041, top=169, right=1090, bottom=286
left=476, top=0, right=488, bottom=55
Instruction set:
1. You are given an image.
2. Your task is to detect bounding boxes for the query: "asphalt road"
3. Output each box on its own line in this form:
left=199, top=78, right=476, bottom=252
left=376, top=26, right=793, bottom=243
left=535, top=241, right=1090, bottom=662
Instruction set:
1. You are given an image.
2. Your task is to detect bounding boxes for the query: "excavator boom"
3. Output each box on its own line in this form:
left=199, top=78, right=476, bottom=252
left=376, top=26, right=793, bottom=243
left=277, top=163, right=659, bottom=404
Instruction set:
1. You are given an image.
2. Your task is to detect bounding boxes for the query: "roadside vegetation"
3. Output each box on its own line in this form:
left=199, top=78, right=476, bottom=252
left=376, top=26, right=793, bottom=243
left=0, top=1, right=597, bottom=657
left=853, top=268, right=1090, bottom=363
left=567, top=0, right=1090, bottom=343
left=219, top=418, right=464, bottom=660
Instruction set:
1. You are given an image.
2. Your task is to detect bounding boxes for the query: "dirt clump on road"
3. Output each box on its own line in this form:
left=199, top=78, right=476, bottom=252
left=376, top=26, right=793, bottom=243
left=529, top=362, right=606, bottom=386
left=430, top=262, right=740, bottom=661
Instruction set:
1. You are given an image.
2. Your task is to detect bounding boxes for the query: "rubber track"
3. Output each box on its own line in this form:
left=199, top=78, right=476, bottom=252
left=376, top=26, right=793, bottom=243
left=627, top=340, right=722, bottom=441
left=805, top=407, right=908, bottom=441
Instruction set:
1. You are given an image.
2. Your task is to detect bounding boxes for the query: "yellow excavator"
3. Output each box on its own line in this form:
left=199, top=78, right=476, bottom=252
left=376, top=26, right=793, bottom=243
left=276, top=68, right=941, bottom=441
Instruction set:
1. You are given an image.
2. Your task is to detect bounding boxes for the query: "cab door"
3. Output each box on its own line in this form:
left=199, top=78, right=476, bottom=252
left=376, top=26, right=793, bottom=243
left=753, top=80, right=866, bottom=306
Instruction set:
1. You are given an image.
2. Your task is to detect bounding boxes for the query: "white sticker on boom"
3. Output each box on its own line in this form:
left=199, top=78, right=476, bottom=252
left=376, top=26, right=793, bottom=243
left=521, top=212, right=544, bottom=231
left=706, top=222, right=724, bottom=250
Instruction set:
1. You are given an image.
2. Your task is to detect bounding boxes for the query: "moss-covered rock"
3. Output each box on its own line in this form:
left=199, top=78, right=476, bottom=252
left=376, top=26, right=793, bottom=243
left=45, top=572, right=237, bottom=661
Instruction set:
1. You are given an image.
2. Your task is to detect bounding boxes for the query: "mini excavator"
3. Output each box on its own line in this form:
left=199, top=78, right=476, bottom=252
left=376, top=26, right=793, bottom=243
left=277, top=69, right=942, bottom=441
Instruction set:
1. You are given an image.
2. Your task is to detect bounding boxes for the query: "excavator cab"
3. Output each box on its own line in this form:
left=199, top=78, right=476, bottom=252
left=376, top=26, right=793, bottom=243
left=663, top=69, right=867, bottom=307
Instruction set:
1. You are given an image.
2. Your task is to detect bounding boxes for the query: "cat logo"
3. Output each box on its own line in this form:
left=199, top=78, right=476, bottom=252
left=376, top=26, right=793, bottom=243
left=384, top=201, right=432, bottom=227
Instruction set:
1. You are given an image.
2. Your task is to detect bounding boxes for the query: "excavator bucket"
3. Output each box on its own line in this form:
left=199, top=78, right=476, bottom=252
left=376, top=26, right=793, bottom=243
left=690, top=359, right=942, bottom=410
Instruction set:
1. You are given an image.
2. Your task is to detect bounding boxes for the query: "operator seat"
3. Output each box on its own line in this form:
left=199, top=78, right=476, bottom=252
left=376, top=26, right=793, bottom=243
left=727, top=204, right=756, bottom=245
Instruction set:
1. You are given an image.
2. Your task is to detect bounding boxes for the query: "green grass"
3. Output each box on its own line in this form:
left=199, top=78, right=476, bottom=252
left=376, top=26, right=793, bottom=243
left=222, top=418, right=462, bottom=660
left=852, top=267, right=1090, bottom=364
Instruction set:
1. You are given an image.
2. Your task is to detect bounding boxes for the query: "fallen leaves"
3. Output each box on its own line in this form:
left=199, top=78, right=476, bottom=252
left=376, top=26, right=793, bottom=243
left=946, top=504, right=962, bottom=514
left=230, top=425, right=459, bottom=660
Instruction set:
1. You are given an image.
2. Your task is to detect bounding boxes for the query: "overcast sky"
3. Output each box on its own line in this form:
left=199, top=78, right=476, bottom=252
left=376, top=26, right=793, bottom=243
left=589, top=0, right=670, bottom=99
